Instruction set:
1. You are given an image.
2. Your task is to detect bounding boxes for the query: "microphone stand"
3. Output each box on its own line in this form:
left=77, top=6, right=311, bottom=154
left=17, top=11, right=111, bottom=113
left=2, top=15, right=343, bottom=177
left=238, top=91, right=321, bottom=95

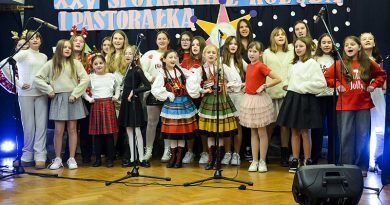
left=0, top=23, right=58, bottom=180
left=316, top=7, right=380, bottom=194
left=105, top=34, right=171, bottom=186
left=183, top=31, right=253, bottom=187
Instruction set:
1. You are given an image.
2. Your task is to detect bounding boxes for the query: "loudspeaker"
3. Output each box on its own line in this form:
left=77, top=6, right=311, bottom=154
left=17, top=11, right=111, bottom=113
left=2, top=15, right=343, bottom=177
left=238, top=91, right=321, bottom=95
left=292, top=164, right=363, bottom=205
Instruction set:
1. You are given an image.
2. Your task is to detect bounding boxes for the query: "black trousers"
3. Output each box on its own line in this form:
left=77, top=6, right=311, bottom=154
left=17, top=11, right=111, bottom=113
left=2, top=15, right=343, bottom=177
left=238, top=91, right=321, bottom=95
left=311, top=96, right=339, bottom=164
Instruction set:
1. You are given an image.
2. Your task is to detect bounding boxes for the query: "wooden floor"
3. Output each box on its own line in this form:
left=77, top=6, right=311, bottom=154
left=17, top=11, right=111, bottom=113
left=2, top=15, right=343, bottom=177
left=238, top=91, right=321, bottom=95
left=0, top=157, right=389, bottom=205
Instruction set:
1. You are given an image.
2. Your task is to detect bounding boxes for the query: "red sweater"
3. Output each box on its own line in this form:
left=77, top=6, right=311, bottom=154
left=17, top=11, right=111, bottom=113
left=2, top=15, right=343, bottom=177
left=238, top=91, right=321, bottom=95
left=245, top=61, right=271, bottom=95
left=324, top=60, right=386, bottom=110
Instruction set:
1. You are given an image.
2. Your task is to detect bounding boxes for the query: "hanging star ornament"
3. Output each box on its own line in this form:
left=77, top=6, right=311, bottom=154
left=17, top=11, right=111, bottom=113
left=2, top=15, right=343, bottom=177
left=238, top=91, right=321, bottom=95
left=190, top=0, right=257, bottom=45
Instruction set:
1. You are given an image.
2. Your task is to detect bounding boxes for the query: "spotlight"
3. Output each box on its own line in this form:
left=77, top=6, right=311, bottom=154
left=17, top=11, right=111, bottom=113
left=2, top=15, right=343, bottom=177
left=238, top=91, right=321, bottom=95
left=0, top=140, right=16, bottom=152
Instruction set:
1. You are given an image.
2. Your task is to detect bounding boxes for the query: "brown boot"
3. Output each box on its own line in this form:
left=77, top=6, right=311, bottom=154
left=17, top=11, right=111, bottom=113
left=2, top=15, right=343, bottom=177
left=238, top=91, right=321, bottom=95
left=205, top=146, right=216, bottom=170
left=174, top=147, right=184, bottom=168
left=166, top=147, right=177, bottom=168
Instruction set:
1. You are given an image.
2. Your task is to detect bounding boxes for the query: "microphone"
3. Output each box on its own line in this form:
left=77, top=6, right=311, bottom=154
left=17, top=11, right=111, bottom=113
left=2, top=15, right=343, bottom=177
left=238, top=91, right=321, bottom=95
left=138, top=33, right=145, bottom=40
left=32, top=17, right=58, bottom=30
left=314, top=7, right=326, bottom=24
left=218, top=29, right=224, bottom=37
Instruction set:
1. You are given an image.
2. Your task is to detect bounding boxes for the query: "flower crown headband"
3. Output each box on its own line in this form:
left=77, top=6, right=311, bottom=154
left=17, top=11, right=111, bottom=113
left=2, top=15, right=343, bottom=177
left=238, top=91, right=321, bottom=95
left=70, top=25, right=88, bottom=38
left=11, top=30, right=28, bottom=42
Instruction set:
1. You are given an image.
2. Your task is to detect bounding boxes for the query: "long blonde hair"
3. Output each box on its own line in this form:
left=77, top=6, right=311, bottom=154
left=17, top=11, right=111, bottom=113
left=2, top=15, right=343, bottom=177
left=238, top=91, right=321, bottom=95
left=70, top=34, right=87, bottom=67
left=269, top=27, right=289, bottom=53
left=52, top=39, right=76, bottom=80
left=106, top=30, right=129, bottom=74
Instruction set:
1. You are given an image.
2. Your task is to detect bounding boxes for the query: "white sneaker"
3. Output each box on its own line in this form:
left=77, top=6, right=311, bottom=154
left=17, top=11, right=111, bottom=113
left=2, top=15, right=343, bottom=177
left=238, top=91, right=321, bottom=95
left=231, top=152, right=241, bottom=165
left=258, top=159, right=268, bottom=173
left=48, top=157, right=63, bottom=170
left=199, top=152, right=208, bottom=164
left=221, top=152, right=232, bottom=165
left=182, top=151, right=195, bottom=164
left=67, top=157, right=78, bottom=170
left=144, top=146, right=153, bottom=161
left=161, top=147, right=171, bottom=162
left=248, top=160, right=258, bottom=172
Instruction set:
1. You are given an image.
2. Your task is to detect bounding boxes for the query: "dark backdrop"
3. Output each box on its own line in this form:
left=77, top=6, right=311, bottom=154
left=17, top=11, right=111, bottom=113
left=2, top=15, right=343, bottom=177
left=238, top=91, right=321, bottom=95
left=1, top=1, right=389, bottom=182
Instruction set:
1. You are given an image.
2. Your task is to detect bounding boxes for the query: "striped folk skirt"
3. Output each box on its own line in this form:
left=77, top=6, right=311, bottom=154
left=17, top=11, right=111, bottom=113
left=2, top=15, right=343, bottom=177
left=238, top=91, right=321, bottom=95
left=160, top=95, right=198, bottom=140
left=89, top=98, right=118, bottom=135
left=198, top=92, right=238, bottom=138
left=239, top=92, right=274, bottom=128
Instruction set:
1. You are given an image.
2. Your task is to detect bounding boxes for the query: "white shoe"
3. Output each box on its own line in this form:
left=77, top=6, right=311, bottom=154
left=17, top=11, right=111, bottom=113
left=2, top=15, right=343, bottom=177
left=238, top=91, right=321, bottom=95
left=221, top=152, right=232, bottom=165
left=144, top=146, right=153, bottom=161
left=161, top=147, right=171, bottom=162
left=258, top=159, right=268, bottom=173
left=199, top=152, right=208, bottom=164
left=231, top=152, right=241, bottom=165
left=248, top=160, right=258, bottom=172
left=182, top=151, right=195, bottom=164
left=67, top=157, right=78, bottom=170
left=48, top=157, right=63, bottom=170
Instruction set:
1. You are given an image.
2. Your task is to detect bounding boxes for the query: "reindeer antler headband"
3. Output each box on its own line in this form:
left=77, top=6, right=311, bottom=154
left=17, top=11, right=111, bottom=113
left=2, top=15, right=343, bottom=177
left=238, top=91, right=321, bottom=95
left=70, top=25, right=88, bottom=38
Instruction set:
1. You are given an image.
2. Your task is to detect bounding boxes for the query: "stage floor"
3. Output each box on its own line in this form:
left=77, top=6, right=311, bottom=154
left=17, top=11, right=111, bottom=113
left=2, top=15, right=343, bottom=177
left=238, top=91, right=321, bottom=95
left=0, top=157, right=389, bottom=205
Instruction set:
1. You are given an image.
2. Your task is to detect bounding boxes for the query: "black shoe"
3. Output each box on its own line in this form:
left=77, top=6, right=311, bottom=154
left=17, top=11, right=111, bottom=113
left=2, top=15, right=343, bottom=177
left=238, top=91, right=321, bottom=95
left=304, top=158, right=313, bottom=166
left=121, top=159, right=130, bottom=167
left=289, top=158, right=299, bottom=173
left=92, top=160, right=102, bottom=167
left=140, top=160, right=150, bottom=168
left=106, top=160, right=114, bottom=168
left=244, top=146, right=252, bottom=161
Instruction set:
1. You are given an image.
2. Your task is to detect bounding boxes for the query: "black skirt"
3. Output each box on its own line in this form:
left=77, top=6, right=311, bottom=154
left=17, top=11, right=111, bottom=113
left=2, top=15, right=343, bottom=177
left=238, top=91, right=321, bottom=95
left=276, top=91, right=322, bottom=129
left=118, top=96, right=145, bottom=127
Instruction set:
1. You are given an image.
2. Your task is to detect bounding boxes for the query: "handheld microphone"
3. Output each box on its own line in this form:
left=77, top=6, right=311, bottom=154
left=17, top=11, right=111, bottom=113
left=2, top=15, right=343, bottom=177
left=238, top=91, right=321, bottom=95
left=32, top=17, right=58, bottom=30
left=314, top=7, right=326, bottom=24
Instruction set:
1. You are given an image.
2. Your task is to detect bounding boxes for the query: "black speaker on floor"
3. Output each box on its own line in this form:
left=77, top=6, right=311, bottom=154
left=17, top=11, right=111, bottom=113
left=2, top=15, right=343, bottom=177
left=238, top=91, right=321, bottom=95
left=292, top=164, right=363, bottom=205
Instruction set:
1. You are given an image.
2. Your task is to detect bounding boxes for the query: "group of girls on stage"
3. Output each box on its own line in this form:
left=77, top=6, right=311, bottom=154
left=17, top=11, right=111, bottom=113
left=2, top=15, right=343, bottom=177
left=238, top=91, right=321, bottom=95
left=1, top=19, right=386, bottom=175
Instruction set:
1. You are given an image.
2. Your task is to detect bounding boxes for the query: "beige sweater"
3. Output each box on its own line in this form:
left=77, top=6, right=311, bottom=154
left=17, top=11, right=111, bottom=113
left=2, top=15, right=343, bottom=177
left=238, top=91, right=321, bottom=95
left=34, top=59, right=90, bottom=98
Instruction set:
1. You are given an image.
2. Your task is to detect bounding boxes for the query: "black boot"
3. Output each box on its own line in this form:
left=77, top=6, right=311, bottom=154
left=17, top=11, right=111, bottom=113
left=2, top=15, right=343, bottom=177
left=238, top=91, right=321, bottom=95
left=280, top=147, right=289, bottom=167
left=167, top=147, right=177, bottom=168
left=174, top=147, right=184, bottom=168
left=92, top=159, right=101, bottom=167
left=205, top=146, right=216, bottom=170
left=214, top=146, right=224, bottom=170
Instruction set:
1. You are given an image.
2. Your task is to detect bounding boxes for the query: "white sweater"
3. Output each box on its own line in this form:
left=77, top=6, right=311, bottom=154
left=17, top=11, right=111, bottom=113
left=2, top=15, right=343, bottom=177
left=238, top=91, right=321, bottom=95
left=83, top=73, right=120, bottom=102
left=4, top=48, right=47, bottom=96
left=315, top=54, right=335, bottom=96
left=287, top=58, right=326, bottom=95
left=140, top=50, right=163, bottom=83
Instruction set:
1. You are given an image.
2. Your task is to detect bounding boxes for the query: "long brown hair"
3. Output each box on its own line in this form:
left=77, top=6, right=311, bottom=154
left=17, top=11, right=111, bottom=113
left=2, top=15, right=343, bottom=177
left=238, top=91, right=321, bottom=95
left=222, top=36, right=244, bottom=81
left=236, top=19, right=254, bottom=53
left=106, top=30, right=129, bottom=74
left=52, top=39, right=76, bottom=80
left=189, top=36, right=206, bottom=67
left=342, top=36, right=372, bottom=83
left=314, top=33, right=333, bottom=57
left=177, top=31, right=193, bottom=62
left=292, top=37, right=312, bottom=64
left=293, top=20, right=316, bottom=52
